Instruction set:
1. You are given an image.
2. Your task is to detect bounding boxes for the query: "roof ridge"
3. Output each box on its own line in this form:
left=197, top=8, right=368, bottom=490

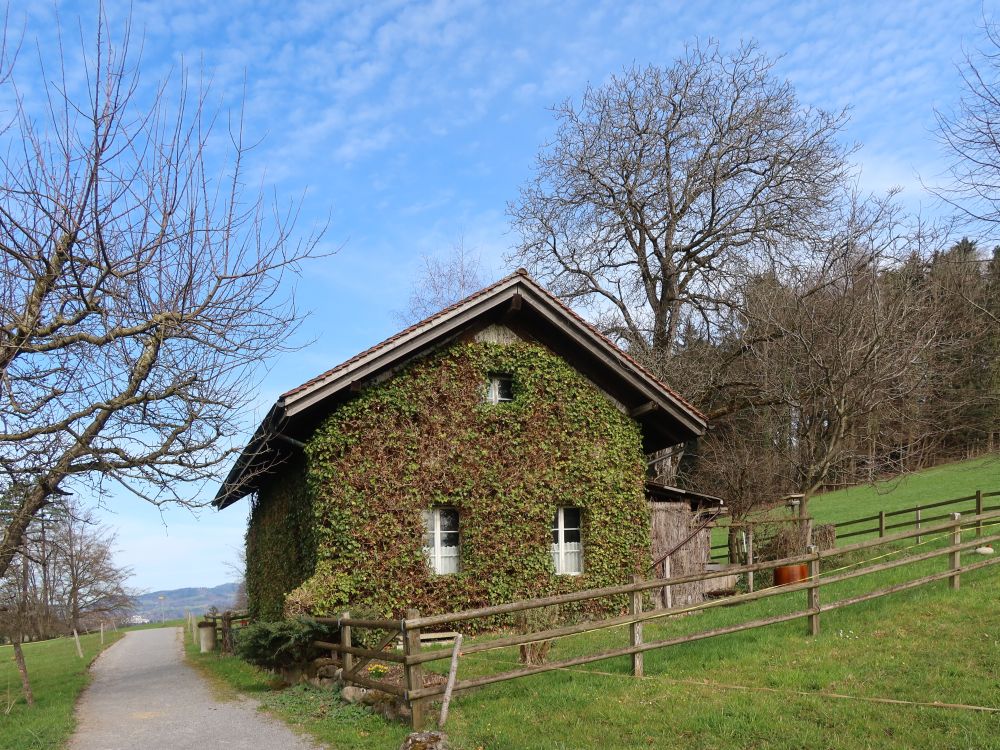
left=281, top=270, right=523, bottom=400
left=280, top=269, right=704, bottom=421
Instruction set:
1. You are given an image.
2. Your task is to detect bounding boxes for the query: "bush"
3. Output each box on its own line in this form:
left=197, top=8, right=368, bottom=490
left=235, top=617, right=340, bottom=670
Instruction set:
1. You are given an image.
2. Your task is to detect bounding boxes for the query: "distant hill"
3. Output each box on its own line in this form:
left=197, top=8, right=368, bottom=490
left=134, top=582, right=241, bottom=621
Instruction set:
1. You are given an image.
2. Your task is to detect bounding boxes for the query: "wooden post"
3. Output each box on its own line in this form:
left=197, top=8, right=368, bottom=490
left=100, top=621, right=104, bottom=645
left=403, top=608, right=426, bottom=731
left=221, top=611, right=233, bottom=655
left=746, top=524, right=755, bottom=594
left=630, top=574, right=643, bottom=678
left=975, top=490, right=983, bottom=537
left=915, top=508, right=922, bottom=544
left=807, top=545, right=820, bottom=636
left=878, top=511, right=886, bottom=538
left=438, top=633, right=464, bottom=729
left=663, top=557, right=672, bottom=609
left=73, top=628, right=83, bottom=658
left=949, top=513, right=961, bottom=591
left=340, top=611, right=353, bottom=678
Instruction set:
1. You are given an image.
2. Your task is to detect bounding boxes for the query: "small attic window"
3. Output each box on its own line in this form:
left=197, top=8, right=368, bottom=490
left=485, top=374, right=514, bottom=404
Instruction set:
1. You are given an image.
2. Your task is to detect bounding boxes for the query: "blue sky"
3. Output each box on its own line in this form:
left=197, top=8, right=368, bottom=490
left=18, top=0, right=995, bottom=593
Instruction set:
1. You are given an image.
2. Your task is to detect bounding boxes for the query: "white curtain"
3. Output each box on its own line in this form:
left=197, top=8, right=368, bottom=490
left=551, top=541, right=582, bottom=574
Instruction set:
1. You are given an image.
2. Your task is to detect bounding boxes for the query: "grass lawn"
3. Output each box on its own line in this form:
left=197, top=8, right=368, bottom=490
left=0, top=630, right=123, bottom=750
left=437, top=558, right=999, bottom=749
left=125, top=617, right=186, bottom=631
left=186, top=458, right=1000, bottom=749
left=189, top=556, right=1000, bottom=749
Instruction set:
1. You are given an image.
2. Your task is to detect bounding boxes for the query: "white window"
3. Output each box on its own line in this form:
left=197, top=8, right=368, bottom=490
left=551, top=507, right=583, bottom=575
left=485, top=374, right=514, bottom=404
left=422, top=508, right=460, bottom=574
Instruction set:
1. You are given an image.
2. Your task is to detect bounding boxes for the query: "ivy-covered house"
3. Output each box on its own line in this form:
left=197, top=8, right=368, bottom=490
left=214, top=270, right=714, bottom=621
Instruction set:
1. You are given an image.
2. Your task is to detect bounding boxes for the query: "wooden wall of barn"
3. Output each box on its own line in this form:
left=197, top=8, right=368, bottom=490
left=648, top=501, right=713, bottom=609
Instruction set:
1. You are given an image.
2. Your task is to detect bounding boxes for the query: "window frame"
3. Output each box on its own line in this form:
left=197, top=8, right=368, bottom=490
left=551, top=506, right=583, bottom=575
left=422, top=507, right=460, bottom=575
left=485, top=373, right=514, bottom=404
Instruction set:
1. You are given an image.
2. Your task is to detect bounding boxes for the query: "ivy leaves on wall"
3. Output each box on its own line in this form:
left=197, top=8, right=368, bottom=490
left=245, top=453, right=316, bottom=621
left=248, top=341, right=650, bottom=624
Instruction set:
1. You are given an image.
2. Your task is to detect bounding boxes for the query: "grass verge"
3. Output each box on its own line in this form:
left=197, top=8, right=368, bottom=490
left=0, top=630, right=123, bottom=750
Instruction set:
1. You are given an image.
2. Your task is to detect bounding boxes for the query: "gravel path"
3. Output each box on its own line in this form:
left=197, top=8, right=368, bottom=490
left=69, top=627, right=322, bottom=750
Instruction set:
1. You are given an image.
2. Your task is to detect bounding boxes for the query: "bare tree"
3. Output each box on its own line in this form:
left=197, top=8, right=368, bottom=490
left=684, top=411, right=794, bottom=562
left=509, top=41, right=852, bottom=363
left=0, top=13, right=323, bottom=579
left=396, top=239, right=485, bottom=325
left=224, top=545, right=248, bottom=610
left=739, top=196, right=947, bottom=521
left=0, top=548, right=35, bottom=706
left=47, top=501, right=134, bottom=632
left=935, top=17, right=1000, bottom=229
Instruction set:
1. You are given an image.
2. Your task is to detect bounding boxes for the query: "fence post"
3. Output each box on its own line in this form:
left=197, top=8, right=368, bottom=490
left=949, top=513, right=961, bottom=591
left=340, top=611, right=352, bottom=678
left=915, top=508, right=921, bottom=544
left=746, top=524, right=755, bottom=594
left=403, top=608, right=426, bottom=731
left=663, top=557, right=672, bottom=610
left=878, top=511, right=886, bottom=538
left=631, top=574, right=643, bottom=678
left=221, top=611, right=233, bottom=654
left=807, top=544, right=820, bottom=636
left=976, top=490, right=983, bottom=537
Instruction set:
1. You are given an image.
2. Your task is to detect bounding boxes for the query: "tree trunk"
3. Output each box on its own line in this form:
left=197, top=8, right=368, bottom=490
left=728, top=525, right=742, bottom=565
left=12, top=637, right=34, bottom=706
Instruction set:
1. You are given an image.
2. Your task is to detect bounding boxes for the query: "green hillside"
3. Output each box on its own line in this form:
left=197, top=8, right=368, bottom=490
left=809, top=455, right=999, bottom=525
left=713, top=456, right=999, bottom=553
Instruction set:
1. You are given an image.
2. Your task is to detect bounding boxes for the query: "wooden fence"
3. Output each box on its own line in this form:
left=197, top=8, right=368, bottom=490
left=711, top=488, right=1000, bottom=562
left=198, top=609, right=249, bottom=654
left=314, top=508, right=1000, bottom=729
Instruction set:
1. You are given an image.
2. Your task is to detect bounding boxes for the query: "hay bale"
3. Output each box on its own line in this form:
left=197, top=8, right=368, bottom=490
left=814, top=524, right=836, bottom=550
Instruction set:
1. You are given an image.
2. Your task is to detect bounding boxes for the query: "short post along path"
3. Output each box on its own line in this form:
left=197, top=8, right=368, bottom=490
left=70, top=627, right=321, bottom=750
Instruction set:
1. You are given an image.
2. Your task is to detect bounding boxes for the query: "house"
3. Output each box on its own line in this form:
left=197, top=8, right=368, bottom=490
left=214, top=270, right=714, bottom=622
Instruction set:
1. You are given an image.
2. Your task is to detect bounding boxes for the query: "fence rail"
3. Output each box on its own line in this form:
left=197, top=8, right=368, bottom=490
left=315, top=508, right=1000, bottom=729
left=710, top=488, right=1000, bottom=561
